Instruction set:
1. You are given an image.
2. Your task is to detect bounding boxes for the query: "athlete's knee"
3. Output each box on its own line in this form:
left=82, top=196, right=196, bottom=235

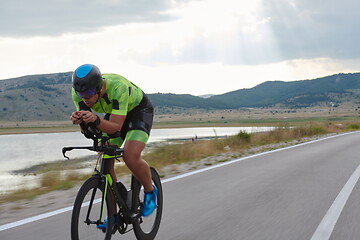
left=123, top=151, right=141, bottom=165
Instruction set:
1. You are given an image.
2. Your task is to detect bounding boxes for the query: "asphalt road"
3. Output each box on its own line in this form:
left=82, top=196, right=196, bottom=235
left=2, top=131, right=360, bottom=240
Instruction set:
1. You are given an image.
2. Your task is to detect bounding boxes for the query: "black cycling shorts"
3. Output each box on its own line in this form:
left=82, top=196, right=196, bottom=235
left=104, top=93, right=153, bottom=145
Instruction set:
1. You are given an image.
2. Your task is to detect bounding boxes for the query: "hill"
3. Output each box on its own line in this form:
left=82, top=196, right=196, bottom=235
left=149, top=73, right=360, bottom=109
left=210, top=73, right=360, bottom=108
left=0, top=72, right=360, bottom=121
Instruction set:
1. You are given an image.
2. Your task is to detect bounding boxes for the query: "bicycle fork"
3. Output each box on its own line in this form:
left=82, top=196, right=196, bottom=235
left=83, top=174, right=112, bottom=226
left=83, top=188, right=96, bottom=225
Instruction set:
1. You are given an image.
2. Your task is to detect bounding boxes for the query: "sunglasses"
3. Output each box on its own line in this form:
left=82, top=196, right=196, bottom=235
left=76, top=88, right=97, bottom=99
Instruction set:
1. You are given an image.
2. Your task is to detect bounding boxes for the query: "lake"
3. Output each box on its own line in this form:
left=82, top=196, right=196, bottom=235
left=0, top=126, right=273, bottom=193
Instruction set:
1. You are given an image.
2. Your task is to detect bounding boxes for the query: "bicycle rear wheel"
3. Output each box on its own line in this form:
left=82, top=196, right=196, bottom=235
left=132, top=167, right=163, bottom=240
left=71, top=176, right=114, bottom=240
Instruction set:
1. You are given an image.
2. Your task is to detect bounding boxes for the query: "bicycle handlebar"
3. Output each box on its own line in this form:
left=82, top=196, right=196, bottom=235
left=62, top=122, right=124, bottom=160
left=62, top=145, right=124, bottom=160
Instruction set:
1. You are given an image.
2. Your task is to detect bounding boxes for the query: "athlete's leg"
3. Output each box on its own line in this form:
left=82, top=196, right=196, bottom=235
left=102, top=137, right=124, bottom=216
left=103, top=158, right=117, bottom=181
left=122, top=140, right=153, bottom=192
left=103, top=137, right=125, bottom=182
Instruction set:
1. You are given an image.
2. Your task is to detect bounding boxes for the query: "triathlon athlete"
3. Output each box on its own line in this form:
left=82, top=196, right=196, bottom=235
left=70, top=64, right=157, bottom=225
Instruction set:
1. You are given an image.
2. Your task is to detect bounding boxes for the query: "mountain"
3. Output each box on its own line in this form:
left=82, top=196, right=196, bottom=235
left=0, top=72, right=73, bottom=121
left=149, top=73, right=360, bottom=109
left=211, top=73, right=360, bottom=108
left=0, top=72, right=360, bottom=121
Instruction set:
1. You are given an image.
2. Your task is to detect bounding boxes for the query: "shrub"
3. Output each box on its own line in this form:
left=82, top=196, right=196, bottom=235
left=347, top=124, right=360, bottom=130
left=236, top=130, right=251, bottom=143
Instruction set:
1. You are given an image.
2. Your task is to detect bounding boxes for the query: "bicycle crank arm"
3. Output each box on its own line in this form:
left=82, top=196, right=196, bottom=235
left=128, top=212, right=143, bottom=224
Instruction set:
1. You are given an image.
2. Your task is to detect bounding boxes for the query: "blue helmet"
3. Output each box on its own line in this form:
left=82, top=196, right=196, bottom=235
left=72, top=64, right=103, bottom=94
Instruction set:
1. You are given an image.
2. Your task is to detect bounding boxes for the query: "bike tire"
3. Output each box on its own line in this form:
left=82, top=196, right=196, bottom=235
left=132, top=167, right=163, bottom=240
left=71, top=176, right=114, bottom=240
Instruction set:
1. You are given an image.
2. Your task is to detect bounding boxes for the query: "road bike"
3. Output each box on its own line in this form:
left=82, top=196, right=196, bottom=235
left=63, top=124, right=163, bottom=240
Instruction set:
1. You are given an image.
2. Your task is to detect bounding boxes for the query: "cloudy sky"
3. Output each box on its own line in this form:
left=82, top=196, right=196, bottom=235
left=0, top=0, right=359, bottom=95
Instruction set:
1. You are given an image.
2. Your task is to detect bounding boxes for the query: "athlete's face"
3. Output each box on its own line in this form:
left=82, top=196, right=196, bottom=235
left=82, top=93, right=98, bottom=107
left=76, top=87, right=99, bottom=107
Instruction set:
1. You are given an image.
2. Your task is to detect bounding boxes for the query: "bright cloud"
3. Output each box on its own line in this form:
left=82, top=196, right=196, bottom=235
left=0, top=0, right=359, bottom=95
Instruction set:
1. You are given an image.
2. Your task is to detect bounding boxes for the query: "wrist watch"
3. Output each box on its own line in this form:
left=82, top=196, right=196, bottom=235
left=94, top=115, right=101, bottom=126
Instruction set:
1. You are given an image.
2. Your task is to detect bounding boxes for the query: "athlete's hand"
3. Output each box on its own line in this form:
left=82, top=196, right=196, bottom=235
left=80, top=111, right=97, bottom=124
left=70, top=111, right=83, bottom=125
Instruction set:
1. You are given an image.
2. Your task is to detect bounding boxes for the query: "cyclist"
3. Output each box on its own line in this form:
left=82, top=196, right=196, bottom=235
left=70, top=64, right=157, bottom=223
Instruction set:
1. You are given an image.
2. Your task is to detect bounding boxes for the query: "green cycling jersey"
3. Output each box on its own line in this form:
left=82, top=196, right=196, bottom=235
left=71, top=73, right=144, bottom=115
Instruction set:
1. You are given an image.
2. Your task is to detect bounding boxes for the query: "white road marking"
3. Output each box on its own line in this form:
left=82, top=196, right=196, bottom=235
left=0, top=206, right=73, bottom=231
left=0, top=131, right=357, bottom=232
left=0, top=198, right=102, bottom=231
left=311, top=164, right=360, bottom=240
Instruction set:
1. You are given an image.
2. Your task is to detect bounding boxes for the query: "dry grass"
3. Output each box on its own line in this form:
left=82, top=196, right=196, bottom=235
left=0, top=171, right=91, bottom=203
left=144, top=121, right=359, bottom=170
left=1, top=120, right=359, bottom=203
left=0, top=159, right=133, bottom=203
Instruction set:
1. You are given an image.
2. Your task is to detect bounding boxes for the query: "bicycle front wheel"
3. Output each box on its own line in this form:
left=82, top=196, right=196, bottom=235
left=71, top=176, right=114, bottom=240
left=132, top=167, right=163, bottom=240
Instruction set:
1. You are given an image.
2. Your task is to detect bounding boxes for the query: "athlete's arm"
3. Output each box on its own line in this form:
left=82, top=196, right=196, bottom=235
left=80, top=110, right=125, bottom=135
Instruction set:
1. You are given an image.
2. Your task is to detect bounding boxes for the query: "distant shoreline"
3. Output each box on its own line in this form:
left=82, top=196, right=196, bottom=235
left=0, top=112, right=358, bottom=135
left=0, top=121, right=257, bottom=135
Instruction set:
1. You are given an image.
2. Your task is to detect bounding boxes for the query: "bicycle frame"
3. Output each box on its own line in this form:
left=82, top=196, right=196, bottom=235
left=68, top=123, right=163, bottom=240
left=96, top=160, right=142, bottom=226
left=63, top=140, right=142, bottom=228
